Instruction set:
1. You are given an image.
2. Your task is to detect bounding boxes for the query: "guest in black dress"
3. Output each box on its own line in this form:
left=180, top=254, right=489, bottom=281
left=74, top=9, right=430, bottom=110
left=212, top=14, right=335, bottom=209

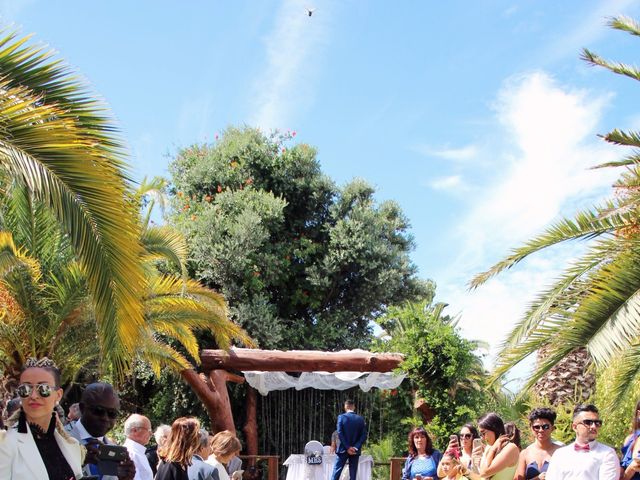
left=0, top=357, right=84, bottom=479
left=156, top=417, right=202, bottom=480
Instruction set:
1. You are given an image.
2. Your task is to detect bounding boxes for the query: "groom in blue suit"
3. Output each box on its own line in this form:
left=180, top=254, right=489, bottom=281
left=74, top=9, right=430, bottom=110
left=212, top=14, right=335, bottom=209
left=331, top=399, right=367, bottom=480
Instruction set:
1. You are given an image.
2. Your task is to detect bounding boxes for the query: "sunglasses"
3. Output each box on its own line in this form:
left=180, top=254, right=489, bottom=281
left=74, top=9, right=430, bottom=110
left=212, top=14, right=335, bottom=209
left=87, top=405, right=119, bottom=419
left=459, top=433, right=473, bottom=439
left=531, top=424, right=552, bottom=431
left=580, top=419, right=603, bottom=428
left=17, top=383, right=57, bottom=398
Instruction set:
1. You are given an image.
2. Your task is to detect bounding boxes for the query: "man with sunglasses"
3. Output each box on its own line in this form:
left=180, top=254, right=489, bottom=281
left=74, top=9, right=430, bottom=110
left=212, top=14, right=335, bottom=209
left=546, top=404, right=618, bottom=480
left=67, top=382, right=136, bottom=480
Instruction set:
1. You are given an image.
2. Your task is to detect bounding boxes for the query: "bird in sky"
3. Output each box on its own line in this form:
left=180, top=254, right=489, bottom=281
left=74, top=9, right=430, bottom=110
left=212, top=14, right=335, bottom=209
left=305, top=8, right=316, bottom=17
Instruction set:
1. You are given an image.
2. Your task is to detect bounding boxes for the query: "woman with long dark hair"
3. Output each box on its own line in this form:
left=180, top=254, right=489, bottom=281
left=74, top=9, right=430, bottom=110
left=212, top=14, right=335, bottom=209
left=402, top=427, right=442, bottom=480
left=0, top=357, right=83, bottom=479
left=156, top=417, right=201, bottom=480
left=621, top=400, right=640, bottom=480
left=474, top=413, right=518, bottom=480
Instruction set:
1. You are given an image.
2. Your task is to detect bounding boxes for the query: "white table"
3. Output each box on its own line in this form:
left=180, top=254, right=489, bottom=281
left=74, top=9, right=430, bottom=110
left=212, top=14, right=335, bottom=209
left=284, top=454, right=373, bottom=480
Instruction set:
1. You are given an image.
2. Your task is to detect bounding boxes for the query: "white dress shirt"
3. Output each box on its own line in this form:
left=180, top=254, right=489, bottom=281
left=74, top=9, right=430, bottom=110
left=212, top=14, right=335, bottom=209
left=206, top=454, right=230, bottom=480
left=546, top=440, right=619, bottom=480
left=68, top=418, right=107, bottom=443
left=124, top=438, right=154, bottom=480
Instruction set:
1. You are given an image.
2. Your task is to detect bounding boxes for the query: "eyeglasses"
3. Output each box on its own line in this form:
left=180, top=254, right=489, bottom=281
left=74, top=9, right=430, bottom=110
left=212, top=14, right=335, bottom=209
left=479, top=429, right=489, bottom=437
left=459, top=433, right=473, bottom=439
left=531, top=424, right=552, bottom=431
left=87, top=405, right=119, bottom=419
left=579, top=419, right=603, bottom=428
left=17, top=383, right=57, bottom=398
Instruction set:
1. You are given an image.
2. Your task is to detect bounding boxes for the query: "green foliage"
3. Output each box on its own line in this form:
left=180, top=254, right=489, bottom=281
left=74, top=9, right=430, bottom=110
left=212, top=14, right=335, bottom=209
left=469, top=15, right=640, bottom=400
left=364, top=436, right=394, bottom=480
left=374, top=298, right=489, bottom=449
left=591, top=359, right=640, bottom=449
left=169, top=126, right=429, bottom=350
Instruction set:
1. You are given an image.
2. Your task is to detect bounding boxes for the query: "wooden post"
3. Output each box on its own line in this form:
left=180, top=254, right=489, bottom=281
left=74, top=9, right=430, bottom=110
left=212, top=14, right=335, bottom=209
left=389, top=457, right=406, bottom=480
left=238, top=455, right=279, bottom=480
left=243, top=385, right=259, bottom=457
left=267, top=456, right=278, bottom=480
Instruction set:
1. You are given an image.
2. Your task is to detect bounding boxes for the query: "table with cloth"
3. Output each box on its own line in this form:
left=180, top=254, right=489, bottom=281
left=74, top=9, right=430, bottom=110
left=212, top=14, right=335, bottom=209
left=284, top=454, right=373, bottom=480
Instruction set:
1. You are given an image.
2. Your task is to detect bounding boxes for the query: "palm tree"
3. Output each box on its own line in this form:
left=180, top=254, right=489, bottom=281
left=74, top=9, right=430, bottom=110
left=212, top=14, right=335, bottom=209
left=133, top=177, right=253, bottom=374
left=0, top=29, right=146, bottom=377
left=470, top=16, right=640, bottom=401
left=0, top=182, right=97, bottom=395
left=0, top=176, right=251, bottom=397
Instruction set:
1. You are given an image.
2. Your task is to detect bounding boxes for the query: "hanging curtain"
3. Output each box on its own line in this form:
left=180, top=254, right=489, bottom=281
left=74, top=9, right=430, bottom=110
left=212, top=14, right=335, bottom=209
left=244, top=371, right=405, bottom=396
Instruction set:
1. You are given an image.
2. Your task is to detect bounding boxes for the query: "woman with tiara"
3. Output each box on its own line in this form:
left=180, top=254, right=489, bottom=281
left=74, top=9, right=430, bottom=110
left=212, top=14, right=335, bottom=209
left=0, top=357, right=84, bottom=479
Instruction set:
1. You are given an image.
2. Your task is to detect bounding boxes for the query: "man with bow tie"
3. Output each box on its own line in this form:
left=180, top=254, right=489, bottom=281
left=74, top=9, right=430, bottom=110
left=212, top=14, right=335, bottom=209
left=546, top=404, right=618, bottom=480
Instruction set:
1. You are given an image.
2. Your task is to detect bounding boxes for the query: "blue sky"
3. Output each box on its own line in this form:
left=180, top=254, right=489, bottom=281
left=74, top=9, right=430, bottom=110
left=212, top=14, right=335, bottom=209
left=5, top=0, right=640, bottom=378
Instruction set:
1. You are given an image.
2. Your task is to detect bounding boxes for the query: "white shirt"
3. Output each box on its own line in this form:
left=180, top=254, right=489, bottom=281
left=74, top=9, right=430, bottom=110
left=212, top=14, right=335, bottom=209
left=206, top=454, right=230, bottom=480
left=124, top=438, right=154, bottom=480
left=71, top=419, right=107, bottom=443
left=546, top=440, right=619, bottom=480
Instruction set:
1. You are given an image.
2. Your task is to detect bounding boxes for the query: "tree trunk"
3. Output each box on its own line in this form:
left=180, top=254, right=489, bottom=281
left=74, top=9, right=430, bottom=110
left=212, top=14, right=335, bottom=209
left=180, top=369, right=244, bottom=434
left=200, top=348, right=403, bottom=373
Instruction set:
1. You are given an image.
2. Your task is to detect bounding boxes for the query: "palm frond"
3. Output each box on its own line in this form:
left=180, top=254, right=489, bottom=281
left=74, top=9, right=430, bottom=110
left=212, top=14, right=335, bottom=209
left=0, top=231, right=39, bottom=279
left=470, top=209, right=625, bottom=288
left=611, top=342, right=640, bottom=401
left=501, top=237, right=624, bottom=349
left=591, top=150, right=640, bottom=169
left=581, top=49, right=640, bottom=82
left=608, top=15, right=640, bottom=37
left=137, top=176, right=168, bottom=228
left=0, top=31, right=148, bottom=377
left=601, top=129, right=640, bottom=148
left=141, top=226, right=188, bottom=278
left=136, top=332, right=192, bottom=376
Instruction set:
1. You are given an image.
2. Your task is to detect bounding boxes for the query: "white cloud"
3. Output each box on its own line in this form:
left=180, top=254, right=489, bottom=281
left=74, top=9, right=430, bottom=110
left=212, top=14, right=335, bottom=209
left=437, top=72, right=621, bottom=370
left=460, top=72, right=617, bottom=262
left=414, top=144, right=478, bottom=162
left=249, top=0, right=332, bottom=131
left=429, top=175, right=463, bottom=191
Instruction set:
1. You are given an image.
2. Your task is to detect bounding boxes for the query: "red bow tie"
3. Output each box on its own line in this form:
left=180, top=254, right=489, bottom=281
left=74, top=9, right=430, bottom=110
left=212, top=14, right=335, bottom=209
left=574, top=443, right=590, bottom=452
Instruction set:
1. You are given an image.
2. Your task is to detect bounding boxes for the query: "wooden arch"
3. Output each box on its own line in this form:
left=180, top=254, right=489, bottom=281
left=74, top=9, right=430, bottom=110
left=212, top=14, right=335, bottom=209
left=181, top=348, right=404, bottom=455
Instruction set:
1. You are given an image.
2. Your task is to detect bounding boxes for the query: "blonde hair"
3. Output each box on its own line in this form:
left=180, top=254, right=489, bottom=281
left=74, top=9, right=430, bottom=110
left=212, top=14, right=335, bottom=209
left=159, top=417, right=200, bottom=468
left=209, top=430, right=242, bottom=457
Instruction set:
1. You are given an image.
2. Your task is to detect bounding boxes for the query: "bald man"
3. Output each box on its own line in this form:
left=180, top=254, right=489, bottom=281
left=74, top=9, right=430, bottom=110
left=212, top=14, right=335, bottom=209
left=124, top=414, right=154, bottom=480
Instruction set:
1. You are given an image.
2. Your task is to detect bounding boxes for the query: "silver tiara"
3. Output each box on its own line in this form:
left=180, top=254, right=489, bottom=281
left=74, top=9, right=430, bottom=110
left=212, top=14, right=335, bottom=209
left=24, top=357, right=58, bottom=369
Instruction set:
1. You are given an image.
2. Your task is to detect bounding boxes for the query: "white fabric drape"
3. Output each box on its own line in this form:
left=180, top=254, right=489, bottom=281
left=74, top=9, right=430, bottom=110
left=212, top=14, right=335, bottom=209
left=243, top=371, right=405, bottom=396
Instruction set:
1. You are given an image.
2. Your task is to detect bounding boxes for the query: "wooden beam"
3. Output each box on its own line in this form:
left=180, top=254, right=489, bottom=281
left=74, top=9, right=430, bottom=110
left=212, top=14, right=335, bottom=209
left=200, top=348, right=403, bottom=373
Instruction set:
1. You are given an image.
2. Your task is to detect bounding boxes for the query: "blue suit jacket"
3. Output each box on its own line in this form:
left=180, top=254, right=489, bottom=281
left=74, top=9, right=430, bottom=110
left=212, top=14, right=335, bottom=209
left=336, top=411, right=367, bottom=456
